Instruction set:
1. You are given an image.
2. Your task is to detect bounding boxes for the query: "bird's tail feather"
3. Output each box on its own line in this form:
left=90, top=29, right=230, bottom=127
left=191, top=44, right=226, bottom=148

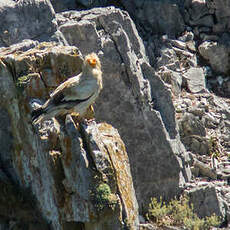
left=31, top=107, right=44, bottom=123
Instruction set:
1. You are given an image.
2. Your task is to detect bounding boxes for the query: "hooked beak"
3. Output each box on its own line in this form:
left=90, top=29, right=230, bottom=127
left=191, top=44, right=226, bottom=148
left=87, top=58, right=97, bottom=67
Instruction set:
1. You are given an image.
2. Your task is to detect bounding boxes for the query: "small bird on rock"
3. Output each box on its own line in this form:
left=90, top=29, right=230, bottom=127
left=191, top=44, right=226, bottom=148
left=32, top=53, right=102, bottom=124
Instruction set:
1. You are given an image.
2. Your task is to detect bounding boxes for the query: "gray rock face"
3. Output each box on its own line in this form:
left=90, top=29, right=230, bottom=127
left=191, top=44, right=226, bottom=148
left=185, top=0, right=214, bottom=26
left=0, top=108, right=18, bottom=183
left=182, top=135, right=209, bottom=156
left=179, top=113, right=209, bottom=155
left=0, top=42, right=139, bottom=230
left=1, top=0, right=230, bottom=228
left=0, top=0, right=57, bottom=47
left=156, top=46, right=181, bottom=72
left=208, top=0, right=230, bottom=33
left=179, top=113, right=206, bottom=138
left=57, top=7, right=191, bottom=211
left=50, top=0, right=77, bottom=12
left=83, top=122, right=139, bottom=229
left=199, top=41, right=230, bottom=75
left=75, top=0, right=108, bottom=7
left=61, top=118, right=139, bottom=230
left=121, top=0, right=185, bottom=38
left=184, top=0, right=230, bottom=41
left=183, top=67, right=206, bottom=93
left=188, top=185, right=226, bottom=219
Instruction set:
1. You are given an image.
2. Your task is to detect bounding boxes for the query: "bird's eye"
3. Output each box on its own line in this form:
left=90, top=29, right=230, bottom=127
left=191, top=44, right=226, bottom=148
left=87, top=58, right=97, bottom=67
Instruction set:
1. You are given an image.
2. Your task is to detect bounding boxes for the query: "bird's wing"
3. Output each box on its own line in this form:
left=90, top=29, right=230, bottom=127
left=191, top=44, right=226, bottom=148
left=50, top=75, right=80, bottom=98
left=43, top=75, right=95, bottom=110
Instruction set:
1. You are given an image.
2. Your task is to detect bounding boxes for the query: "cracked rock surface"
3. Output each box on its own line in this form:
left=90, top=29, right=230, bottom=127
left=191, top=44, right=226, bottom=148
left=57, top=7, right=191, bottom=211
left=1, top=0, right=230, bottom=229
left=0, top=42, right=139, bottom=230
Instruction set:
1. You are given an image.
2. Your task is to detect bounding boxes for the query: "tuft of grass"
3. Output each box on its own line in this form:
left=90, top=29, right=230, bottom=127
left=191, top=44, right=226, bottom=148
left=146, top=197, right=170, bottom=225
left=146, top=195, right=221, bottom=230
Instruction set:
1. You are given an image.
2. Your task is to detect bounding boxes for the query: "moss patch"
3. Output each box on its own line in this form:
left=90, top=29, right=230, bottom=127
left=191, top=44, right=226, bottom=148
left=16, top=74, right=31, bottom=88
left=16, top=73, right=39, bottom=91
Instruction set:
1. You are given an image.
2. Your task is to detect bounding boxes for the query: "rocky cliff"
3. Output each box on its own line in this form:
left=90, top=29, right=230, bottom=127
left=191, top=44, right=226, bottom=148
left=0, top=0, right=230, bottom=230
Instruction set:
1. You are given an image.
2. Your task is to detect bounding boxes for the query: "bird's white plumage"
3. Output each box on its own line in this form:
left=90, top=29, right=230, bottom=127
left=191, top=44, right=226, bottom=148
left=32, top=53, right=102, bottom=124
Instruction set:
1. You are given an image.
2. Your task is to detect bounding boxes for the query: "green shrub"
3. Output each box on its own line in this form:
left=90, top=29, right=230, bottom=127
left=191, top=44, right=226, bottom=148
left=146, top=195, right=221, bottom=230
left=147, top=197, right=171, bottom=225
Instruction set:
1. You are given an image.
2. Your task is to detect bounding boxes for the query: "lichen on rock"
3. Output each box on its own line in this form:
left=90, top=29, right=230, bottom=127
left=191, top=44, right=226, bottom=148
left=0, top=40, right=139, bottom=229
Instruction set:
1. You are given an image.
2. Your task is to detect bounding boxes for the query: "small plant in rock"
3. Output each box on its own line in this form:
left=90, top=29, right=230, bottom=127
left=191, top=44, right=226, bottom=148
left=93, top=183, right=117, bottom=212
left=16, top=74, right=31, bottom=89
left=146, top=195, right=221, bottom=230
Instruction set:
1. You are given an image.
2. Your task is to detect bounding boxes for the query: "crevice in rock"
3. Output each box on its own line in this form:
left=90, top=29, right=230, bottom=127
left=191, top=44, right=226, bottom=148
left=50, top=148, right=67, bottom=208
left=1, top=58, right=17, bottom=83
left=97, top=19, right=132, bottom=88
left=38, top=70, right=49, bottom=89
left=0, top=164, right=15, bottom=187
left=63, top=221, right=85, bottom=230
left=213, top=12, right=218, bottom=24
left=96, top=18, right=148, bottom=115
left=0, top=181, right=50, bottom=229
left=102, top=144, right=129, bottom=230
left=0, top=38, right=8, bottom=47
left=78, top=124, right=97, bottom=171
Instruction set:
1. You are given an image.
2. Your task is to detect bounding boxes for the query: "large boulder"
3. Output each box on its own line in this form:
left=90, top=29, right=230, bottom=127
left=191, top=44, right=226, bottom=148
left=121, top=0, right=185, bottom=38
left=207, top=0, right=230, bottom=33
left=0, top=0, right=57, bottom=47
left=184, top=0, right=214, bottom=27
left=50, top=0, right=77, bottom=12
left=57, top=7, right=191, bottom=211
left=187, top=185, right=226, bottom=219
left=185, top=0, right=230, bottom=41
left=179, top=113, right=209, bottom=155
left=75, top=0, right=108, bottom=7
left=0, top=42, right=139, bottom=230
left=199, top=41, right=230, bottom=75
left=183, top=67, right=206, bottom=93
left=0, top=0, right=191, bottom=224
left=184, top=0, right=230, bottom=40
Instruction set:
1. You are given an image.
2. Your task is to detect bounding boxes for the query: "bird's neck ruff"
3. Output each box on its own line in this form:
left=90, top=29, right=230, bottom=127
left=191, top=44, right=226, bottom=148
left=83, top=68, right=102, bottom=84
left=93, top=68, right=103, bottom=90
left=83, top=66, right=100, bottom=75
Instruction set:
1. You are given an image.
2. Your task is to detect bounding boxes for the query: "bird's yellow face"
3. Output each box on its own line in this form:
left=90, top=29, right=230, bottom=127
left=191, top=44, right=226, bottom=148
left=84, top=53, right=101, bottom=70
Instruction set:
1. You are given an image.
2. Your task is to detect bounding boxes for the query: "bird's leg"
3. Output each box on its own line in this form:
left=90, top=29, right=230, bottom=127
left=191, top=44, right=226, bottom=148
left=70, top=105, right=95, bottom=128
left=83, top=105, right=95, bottom=122
left=70, top=112, right=83, bottom=129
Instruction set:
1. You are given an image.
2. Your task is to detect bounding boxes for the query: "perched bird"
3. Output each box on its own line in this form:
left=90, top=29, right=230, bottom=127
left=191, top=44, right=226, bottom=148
left=32, top=53, right=102, bottom=124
